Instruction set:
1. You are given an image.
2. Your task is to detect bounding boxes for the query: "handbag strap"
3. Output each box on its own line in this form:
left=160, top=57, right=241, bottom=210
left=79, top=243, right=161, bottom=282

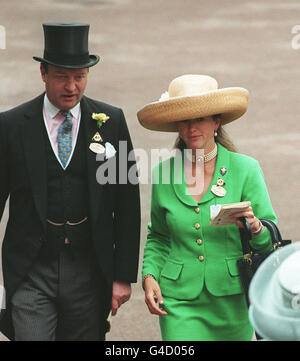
left=239, top=217, right=252, bottom=255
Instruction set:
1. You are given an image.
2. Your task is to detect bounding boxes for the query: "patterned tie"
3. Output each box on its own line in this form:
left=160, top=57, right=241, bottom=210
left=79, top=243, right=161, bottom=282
left=57, top=110, right=73, bottom=168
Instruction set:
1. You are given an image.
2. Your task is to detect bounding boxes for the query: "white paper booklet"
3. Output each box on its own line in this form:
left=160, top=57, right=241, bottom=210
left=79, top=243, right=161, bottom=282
left=210, top=201, right=251, bottom=226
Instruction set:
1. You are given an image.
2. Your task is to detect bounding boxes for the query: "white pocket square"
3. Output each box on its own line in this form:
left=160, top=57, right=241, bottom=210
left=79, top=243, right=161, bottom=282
left=105, top=142, right=117, bottom=159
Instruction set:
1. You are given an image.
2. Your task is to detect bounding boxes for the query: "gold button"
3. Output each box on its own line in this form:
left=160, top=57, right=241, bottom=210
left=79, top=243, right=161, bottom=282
left=199, top=255, right=204, bottom=262
left=195, top=207, right=200, bottom=213
left=196, top=239, right=202, bottom=245
left=195, top=223, right=200, bottom=230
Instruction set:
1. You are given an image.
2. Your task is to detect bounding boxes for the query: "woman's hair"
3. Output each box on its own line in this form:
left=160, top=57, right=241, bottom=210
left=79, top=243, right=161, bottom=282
left=174, top=115, right=238, bottom=153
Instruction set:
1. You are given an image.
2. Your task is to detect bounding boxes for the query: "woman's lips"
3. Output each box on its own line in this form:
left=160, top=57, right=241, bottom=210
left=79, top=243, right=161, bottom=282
left=189, top=135, right=201, bottom=140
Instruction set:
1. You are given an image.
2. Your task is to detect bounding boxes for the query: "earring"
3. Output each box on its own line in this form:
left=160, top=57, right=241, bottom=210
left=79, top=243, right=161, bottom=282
left=214, top=130, right=218, bottom=137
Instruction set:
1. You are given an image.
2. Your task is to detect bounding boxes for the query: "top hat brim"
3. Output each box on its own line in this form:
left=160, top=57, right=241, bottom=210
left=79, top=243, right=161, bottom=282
left=33, top=54, right=100, bottom=69
left=137, top=87, right=248, bottom=132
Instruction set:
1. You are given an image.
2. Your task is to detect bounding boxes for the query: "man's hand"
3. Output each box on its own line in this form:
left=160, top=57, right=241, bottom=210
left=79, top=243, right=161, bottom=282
left=111, top=281, right=132, bottom=316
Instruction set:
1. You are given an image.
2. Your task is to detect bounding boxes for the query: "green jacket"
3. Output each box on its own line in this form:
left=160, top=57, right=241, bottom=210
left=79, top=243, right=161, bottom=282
left=142, top=143, right=276, bottom=300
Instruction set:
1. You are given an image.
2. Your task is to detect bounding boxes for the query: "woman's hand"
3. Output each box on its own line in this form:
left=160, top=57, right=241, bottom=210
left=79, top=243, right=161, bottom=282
left=230, top=206, right=264, bottom=235
left=144, top=276, right=168, bottom=316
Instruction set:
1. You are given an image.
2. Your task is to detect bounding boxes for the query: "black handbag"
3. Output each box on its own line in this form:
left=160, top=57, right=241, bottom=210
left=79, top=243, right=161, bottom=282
left=237, top=217, right=291, bottom=307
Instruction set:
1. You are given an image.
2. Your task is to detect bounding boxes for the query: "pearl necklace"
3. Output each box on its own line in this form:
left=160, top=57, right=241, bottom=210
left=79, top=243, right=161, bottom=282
left=192, top=144, right=218, bottom=163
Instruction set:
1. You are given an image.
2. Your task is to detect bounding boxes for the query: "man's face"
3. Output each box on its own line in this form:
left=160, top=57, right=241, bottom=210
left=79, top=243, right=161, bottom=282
left=40, top=64, right=88, bottom=110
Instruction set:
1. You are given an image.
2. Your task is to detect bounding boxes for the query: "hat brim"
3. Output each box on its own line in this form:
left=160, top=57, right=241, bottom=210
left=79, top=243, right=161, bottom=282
left=137, top=87, right=248, bottom=132
left=248, top=242, right=300, bottom=341
left=33, top=54, right=100, bottom=69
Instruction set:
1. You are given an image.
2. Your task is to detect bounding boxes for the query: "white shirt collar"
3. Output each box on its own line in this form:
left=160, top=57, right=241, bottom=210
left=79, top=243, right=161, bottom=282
left=44, top=94, right=81, bottom=119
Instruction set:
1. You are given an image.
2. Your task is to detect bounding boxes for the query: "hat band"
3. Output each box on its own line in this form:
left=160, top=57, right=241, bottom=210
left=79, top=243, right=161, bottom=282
left=43, top=50, right=90, bottom=66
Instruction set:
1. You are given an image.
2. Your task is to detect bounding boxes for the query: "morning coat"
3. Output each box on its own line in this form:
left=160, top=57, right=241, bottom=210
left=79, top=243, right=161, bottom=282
left=0, top=94, right=141, bottom=339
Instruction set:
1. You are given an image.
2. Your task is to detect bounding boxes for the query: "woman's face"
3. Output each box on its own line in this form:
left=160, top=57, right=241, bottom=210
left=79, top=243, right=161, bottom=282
left=177, top=116, right=220, bottom=151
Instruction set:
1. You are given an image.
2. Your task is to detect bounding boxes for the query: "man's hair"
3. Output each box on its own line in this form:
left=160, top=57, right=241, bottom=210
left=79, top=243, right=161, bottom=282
left=40, top=62, right=89, bottom=74
left=41, top=62, right=49, bottom=73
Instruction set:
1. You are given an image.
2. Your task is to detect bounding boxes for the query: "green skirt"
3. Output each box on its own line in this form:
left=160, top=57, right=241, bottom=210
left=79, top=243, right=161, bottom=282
left=159, top=284, right=253, bottom=341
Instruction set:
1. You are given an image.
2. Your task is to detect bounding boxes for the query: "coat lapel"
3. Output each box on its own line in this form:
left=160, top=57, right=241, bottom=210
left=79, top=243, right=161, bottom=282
left=172, top=143, right=231, bottom=206
left=171, top=152, right=197, bottom=206
left=21, top=94, right=47, bottom=231
left=198, top=143, right=230, bottom=204
left=80, top=97, right=106, bottom=227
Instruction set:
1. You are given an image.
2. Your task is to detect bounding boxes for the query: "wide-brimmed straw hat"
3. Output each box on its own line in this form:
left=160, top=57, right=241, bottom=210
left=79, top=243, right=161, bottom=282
left=249, top=242, right=300, bottom=341
left=137, top=74, right=248, bottom=132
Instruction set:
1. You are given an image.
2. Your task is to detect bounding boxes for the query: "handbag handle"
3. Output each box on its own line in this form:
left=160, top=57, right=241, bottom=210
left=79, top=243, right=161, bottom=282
left=260, top=218, right=282, bottom=244
left=239, top=217, right=252, bottom=255
left=240, top=218, right=290, bottom=254
left=260, top=219, right=291, bottom=249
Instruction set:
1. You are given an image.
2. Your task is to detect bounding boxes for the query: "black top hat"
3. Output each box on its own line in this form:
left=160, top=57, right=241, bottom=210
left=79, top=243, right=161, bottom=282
left=33, top=22, right=100, bottom=68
